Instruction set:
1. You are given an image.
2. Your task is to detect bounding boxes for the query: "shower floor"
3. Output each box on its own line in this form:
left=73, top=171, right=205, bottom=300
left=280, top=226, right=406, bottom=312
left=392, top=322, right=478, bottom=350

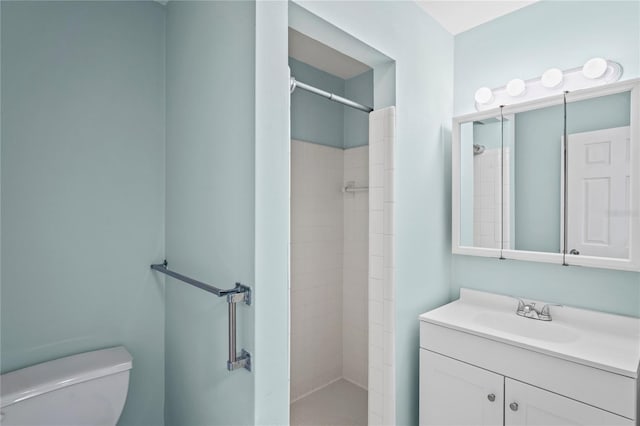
left=290, top=379, right=367, bottom=426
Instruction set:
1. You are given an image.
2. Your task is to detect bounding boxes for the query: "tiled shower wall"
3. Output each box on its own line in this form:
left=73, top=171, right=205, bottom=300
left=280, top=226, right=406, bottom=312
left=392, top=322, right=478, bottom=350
left=291, top=140, right=344, bottom=401
left=473, top=148, right=511, bottom=249
left=291, top=140, right=369, bottom=401
left=368, top=106, right=396, bottom=426
left=343, top=146, right=369, bottom=389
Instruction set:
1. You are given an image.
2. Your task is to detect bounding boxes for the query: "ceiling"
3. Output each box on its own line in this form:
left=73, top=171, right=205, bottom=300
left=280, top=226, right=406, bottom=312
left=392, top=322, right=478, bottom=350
left=416, top=1, right=538, bottom=35
left=288, top=28, right=371, bottom=80
left=289, top=1, right=538, bottom=79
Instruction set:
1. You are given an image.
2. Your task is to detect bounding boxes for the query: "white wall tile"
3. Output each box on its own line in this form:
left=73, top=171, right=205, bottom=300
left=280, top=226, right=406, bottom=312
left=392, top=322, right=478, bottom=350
left=290, top=140, right=344, bottom=402
left=368, top=107, right=396, bottom=425
left=370, top=164, right=384, bottom=188
left=383, top=169, right=394, bottom=202
left=369, top=255, right=383, bottom=279
left=370, top=232, right=383, bottom=257
left=342, top=145, right=368, bottom=389
left=370, top=187, right=384, bottom=211
left=473, top=147, right=510, bottom=249
left=370, top=211, right=383, bottom=234
left=383, top=267, right=395, bottom=301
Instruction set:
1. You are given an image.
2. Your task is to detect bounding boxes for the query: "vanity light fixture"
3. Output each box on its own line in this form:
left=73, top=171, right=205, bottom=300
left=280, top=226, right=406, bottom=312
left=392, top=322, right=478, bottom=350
left=506, top=79, right=526, bottom=97
left=582, top=57, right=608, bottom=79
left=474, top=87, right=494, bottom=105
left=541, top=68, right=564, bottom=88
left=473, top=58, right=623, bottom=111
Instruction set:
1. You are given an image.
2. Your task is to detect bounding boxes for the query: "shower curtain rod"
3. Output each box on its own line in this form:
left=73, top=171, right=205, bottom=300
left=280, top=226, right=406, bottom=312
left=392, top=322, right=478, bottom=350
left=290, top=76, right=373, bottom=113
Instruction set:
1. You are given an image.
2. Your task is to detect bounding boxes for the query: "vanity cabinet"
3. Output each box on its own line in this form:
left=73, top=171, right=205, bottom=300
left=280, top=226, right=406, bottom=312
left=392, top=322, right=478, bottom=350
left=420, top=349, right=634, bottom=426
left=419, top=289, right=639, bottom=426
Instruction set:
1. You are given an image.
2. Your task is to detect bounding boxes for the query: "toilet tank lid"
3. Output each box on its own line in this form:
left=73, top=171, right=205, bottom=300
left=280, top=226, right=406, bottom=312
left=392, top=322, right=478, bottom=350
left=0, top=346, right=132, bottom=408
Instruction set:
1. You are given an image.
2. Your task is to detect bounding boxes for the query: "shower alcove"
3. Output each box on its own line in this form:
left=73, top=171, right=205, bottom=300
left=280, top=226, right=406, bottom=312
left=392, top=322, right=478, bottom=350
left=288, top=20, right=396, bottom=426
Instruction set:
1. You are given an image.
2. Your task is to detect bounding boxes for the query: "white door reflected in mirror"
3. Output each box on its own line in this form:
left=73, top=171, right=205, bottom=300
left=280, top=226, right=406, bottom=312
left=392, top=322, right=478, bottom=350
left=566, top=126, right=630, bottom=259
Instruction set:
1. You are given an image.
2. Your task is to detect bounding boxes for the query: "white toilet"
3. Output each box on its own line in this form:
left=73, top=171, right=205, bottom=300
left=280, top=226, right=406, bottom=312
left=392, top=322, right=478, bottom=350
left=0, top=346, right=132, bottom=425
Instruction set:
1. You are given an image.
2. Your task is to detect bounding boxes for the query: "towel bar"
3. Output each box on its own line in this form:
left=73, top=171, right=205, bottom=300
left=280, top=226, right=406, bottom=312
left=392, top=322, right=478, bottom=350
left=150, top=260, right=252, bottom=371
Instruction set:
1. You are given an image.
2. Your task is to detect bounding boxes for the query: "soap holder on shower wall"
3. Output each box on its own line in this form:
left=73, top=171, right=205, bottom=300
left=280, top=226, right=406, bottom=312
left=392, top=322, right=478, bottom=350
left=343, top=181, right=369, bottom=194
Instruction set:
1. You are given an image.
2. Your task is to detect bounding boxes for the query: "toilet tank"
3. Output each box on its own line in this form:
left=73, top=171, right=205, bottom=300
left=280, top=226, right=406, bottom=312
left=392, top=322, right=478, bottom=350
left=0, top=346, right=132, bottom=426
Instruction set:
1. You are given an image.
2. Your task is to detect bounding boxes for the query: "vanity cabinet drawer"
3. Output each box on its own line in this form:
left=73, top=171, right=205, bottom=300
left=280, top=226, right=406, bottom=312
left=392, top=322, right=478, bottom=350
left=420, top=321, right=637, bottom=420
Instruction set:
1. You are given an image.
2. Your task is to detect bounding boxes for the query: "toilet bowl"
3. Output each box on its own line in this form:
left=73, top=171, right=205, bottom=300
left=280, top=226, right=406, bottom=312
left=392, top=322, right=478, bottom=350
left=0, top=346, right=132, bottom=426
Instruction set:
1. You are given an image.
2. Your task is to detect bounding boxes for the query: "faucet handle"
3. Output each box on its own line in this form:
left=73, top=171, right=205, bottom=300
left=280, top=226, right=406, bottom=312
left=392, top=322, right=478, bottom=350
left=540, top=303, right=562, bottom=316
left=539, top=303, right=563, bottom=320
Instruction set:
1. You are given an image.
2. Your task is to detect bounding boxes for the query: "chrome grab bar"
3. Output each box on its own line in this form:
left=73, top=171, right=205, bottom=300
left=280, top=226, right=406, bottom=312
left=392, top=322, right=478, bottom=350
left=151, top=260, right=252, bottom=371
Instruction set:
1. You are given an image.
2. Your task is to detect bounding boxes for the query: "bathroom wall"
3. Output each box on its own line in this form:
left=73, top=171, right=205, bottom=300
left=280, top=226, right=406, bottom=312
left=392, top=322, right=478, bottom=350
left=344, top=70, right=374, bottom=148
left=0, top=2, right=166, bottom=425
left=454, top=1, right=640, bottom=116
left=453, top=0, right=640, bottom=317
left=290, top=140, right=344, bottom=400
left=164, top=2, right=255, bottom=424
left=289, top=57, right=372, bottom=149
left=289, top=3, right=454, bottom=424
left=290, top=57, right=345, bottom=148
left=343, top=146, right=369, bottom=388
left=254, top=2, right=291, bottom=423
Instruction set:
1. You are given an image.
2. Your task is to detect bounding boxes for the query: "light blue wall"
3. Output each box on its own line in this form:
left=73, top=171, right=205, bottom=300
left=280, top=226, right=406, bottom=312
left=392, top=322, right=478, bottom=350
left=164, top=2, right=255, bottom=425
left=0, top=2, right=166, bottom=425
left=514, top=92, right=631, bottom=252
left=453, top=0, right=640, bottom=316
left=254, top=2, right=291, bottom=423
left=473, top=120, right=501, bottom=150
left=451, top=257, right=640, bottom=316
left=454, top=0, right=640, bottom=115
left=344, top=69, right=373, bottom=148
left=291, top=2, right=454, bottom=424
left=290, top=57, right=345, bottom=148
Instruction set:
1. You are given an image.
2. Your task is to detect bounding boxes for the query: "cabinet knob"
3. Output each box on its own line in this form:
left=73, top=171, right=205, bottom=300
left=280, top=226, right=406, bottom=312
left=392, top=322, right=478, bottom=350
left=509, top=402, right=519, bottom=411
left=487, top=393, right=496, bottom=402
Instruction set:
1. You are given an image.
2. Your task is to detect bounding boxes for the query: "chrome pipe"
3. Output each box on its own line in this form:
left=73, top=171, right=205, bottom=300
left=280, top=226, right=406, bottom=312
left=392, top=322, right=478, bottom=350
left=291, top=77, right=373, bottom=113
left=228, top=301, right=236, bottom=365
left=150, top=260, right=241, bottom=297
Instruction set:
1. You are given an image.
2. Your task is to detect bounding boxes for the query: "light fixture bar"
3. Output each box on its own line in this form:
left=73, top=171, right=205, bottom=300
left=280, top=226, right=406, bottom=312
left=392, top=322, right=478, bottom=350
left=474, top=58, right=623, bottom=111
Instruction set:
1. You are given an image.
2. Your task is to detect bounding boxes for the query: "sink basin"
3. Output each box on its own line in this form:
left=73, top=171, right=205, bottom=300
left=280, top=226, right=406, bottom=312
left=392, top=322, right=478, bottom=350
left=474, top=311, right=580, bottom=343
left=419, top=288, right=640, bottom=378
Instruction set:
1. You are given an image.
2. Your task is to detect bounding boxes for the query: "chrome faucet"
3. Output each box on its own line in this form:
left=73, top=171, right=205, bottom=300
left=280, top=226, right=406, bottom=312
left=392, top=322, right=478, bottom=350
left=516, top=299, right=562, bottom=321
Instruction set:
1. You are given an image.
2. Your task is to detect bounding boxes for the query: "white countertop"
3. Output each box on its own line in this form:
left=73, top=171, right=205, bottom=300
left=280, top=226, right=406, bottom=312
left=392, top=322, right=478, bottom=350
left=419, top=288, right=640, bottom=378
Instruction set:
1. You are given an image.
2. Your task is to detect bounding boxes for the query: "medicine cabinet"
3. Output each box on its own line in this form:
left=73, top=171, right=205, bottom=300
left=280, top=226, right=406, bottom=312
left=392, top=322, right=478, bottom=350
left=452, top=79, right=640, bottom=271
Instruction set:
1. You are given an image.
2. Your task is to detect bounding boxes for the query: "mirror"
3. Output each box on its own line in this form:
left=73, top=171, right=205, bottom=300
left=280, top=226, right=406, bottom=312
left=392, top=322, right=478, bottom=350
left=564, top=91, right=632, bottom=260
left=458, top=118, right=503, bottom=249
left=453, top=80, right=639, bottom=271
left=510, top=104, right=564, bottom=254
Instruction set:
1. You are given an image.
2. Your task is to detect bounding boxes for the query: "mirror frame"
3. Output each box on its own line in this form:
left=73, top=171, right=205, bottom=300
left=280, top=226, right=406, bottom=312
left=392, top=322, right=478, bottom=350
left=452, top=78, right=640, bottom=271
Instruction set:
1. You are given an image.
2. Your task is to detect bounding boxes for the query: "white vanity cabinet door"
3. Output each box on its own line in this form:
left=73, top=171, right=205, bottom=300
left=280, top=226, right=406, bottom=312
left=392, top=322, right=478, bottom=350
left=505, top=378, right=634, bottom=426
left=420, top=349, right=503, bottom=426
